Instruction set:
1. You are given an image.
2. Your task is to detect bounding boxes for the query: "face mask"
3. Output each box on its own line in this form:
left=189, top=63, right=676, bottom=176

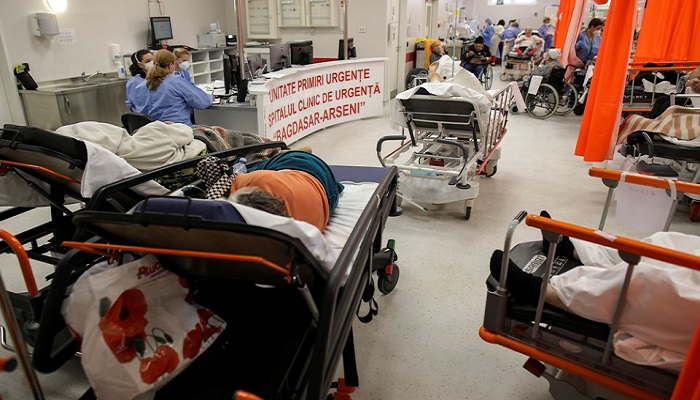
left=143, top=61, right=154, bottom=71
left=178, top=61, right=190, bottom=71
left=593, top=30, right=602, bottom=37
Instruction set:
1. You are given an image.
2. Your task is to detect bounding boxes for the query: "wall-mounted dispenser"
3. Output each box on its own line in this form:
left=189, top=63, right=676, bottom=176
left=30, top=13, right=59, bottom=37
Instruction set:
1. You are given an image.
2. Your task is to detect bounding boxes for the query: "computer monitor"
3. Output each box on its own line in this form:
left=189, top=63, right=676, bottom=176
left=338, top=38, right=356, bottom=60
left=268, top=43, right=291, bottom=71
left=246, top=53, right=266, bottom=79
left=223, top=56, right=233, bottom=95
left=289, top=40, right=313, bottom=65
left=150, top=16, right=173, bottom=48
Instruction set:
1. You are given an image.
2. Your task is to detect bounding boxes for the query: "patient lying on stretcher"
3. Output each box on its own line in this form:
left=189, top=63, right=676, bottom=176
left=489, top=211, right=700, bottom=372
left=198, top=151, right=344, bottom=231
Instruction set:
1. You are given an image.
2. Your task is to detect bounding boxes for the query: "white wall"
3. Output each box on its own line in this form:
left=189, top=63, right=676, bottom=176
left=0, top=0, right=230, bottom=83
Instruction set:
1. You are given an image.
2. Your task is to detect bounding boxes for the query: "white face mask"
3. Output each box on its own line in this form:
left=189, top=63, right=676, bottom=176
left=178, top=61, right=190, bottom=71
left=143, top=61, right=154, bottom=71
left=593, top=30, right=602, bottom=37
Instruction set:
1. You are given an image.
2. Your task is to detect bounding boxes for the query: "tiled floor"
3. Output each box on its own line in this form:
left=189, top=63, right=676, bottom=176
left=0, top=71, right=697, bottom=399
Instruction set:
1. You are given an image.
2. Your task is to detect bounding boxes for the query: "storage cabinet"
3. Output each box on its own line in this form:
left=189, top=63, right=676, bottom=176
left=246, top=0, right=279, bottom=39
left=277, top=0, right=339, bottom=27
left=186, top=47, right=237, bottom=85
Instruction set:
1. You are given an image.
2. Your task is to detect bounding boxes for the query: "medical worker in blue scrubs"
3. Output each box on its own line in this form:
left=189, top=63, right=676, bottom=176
left=126, top=49, right=153, bottom=111
left=173, top=47, right=194, bottom=84
left=134, top=50, right=213, bottom=126
left=575, top=18, right=604, bottom=66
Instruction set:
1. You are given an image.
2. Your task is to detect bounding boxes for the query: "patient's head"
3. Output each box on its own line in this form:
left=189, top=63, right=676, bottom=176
left=524, top=27, right=533, bottom=36
left=229, top=186, right=289, bottom=217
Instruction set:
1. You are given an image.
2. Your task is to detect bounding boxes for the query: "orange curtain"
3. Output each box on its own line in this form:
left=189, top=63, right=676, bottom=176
left=634, top=0, right=700, bottom=63
left=559, top=0, right=588, bottom=68
left=553, top=0, right=576, bottom=49
left=575, top=0, right=636, bottom=162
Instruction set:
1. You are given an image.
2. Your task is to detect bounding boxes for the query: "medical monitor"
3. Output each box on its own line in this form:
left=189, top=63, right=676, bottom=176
left=289, top=40, right=313, bottom=65
left=268, top=43, right=291, bottom=72
left=150, top=16, right=173, bottom=47
left=338, top=38, right=356, bottom=60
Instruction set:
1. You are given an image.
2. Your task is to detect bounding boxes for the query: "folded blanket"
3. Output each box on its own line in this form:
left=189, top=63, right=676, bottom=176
left=618, top=106, right=700, bottom=144
left=56, top=121, right=206, bottom=171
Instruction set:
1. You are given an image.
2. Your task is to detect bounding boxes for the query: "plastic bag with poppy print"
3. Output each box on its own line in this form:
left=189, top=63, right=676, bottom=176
left=61, top=253, right=226, bottom=400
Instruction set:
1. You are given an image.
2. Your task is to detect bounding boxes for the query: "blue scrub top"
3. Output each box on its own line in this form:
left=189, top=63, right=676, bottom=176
left=175, top=68, right=193, bottom=84
left=538, top=24, right=555, bottom=51
left=482, top=25, right=495, bottom=48
left=126, top=75, right=146, bottom=110
left=137, top=74, right=213, bottom=126
left=500, top=26, right=521, bottom=41
left=575, top=31, right=601, bottom=64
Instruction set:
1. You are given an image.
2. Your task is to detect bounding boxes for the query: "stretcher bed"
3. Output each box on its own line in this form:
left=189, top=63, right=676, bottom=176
left=28, top=146, right=401, bottom=400
left=482, top=212, right=700, bottom=400
left=379, top=83, right=514, bottom=219
left=589, top=167, right=700, bottom=228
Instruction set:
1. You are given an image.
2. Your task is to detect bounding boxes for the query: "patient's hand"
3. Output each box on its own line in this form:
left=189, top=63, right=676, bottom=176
left=688, top=78, right=700, bottom=93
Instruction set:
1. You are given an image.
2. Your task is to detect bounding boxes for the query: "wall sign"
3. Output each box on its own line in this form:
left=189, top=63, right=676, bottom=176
left=261, top=59, right=385, bottom=143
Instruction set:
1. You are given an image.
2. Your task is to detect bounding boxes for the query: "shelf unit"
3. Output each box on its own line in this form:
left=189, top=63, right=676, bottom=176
left=186, top=47, right=237, bottom=85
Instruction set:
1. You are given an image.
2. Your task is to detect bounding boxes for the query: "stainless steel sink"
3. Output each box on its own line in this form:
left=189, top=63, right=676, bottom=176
left=34, top=76, right=127, bottom=92
left=19, top=75, right=129, bottom=130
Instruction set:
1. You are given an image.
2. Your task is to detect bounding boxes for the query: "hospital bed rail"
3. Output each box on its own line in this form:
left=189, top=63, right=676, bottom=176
left=482, top=212, right=700, bottom=400
left=377, top=84, right=513, bottom=219
left=589, top=167, right=700, bottom=229
left=32, top=146, right=400, bottom=400
left=621, top=61, right=700, bottom=114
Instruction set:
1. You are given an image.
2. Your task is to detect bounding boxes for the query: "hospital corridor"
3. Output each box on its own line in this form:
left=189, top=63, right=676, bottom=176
left=1, top=71, right=698, bottom=398
left=1, top=0, right=700, bottom=398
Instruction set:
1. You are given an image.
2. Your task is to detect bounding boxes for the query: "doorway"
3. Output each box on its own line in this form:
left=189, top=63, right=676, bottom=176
left=425, top=2, right=434, bottom=38
left=387, top=0, right=401, bottom=99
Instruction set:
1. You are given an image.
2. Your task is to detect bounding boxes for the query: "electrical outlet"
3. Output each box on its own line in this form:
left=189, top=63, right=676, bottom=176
left=358, top=26, right=367, bottom=33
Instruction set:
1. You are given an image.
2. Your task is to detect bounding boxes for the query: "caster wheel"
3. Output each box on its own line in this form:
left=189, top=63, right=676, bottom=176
left=377, top=264, right=399, bottom=295
left=691, top=202, right=700, bottom=222
left=483, top=164, right=497, bottom=177
left=465, top=206, right=472, bottom=220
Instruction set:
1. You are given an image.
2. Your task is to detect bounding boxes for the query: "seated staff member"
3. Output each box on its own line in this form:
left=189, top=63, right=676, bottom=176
left=460, top=36, right=491, bottom=78
left=229, top=151, right=344, bottom=231
left=126, top=50, right=153, bottom=111
left=173, top=47, right=193, bottom=84
left=134, top=50, right=213, bottom=126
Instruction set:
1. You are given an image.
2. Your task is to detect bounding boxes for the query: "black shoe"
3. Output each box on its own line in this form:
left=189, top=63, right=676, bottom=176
left=539, top=210, right=575, bottom=258
left=490, top=250, right=542, bottom=305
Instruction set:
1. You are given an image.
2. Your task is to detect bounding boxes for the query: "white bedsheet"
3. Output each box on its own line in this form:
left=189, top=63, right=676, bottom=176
left=227, top=181, right=379, bottom=275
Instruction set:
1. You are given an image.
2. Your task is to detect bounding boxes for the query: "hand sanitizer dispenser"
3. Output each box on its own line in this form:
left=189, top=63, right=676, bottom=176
left=30, top=13, right=59, bottom=37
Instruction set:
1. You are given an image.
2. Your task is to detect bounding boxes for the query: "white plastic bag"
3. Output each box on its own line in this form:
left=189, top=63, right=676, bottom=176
left=62, top=254, right=226, bottom=400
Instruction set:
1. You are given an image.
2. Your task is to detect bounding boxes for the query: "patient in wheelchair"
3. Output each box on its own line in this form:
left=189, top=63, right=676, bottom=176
left=489, top=211, right=700, bottom=371
left=532, top=48, right=562, bottom=78
left=198, top=151, right=344, bottom=231
left=460, top=36, right=491, bottom=78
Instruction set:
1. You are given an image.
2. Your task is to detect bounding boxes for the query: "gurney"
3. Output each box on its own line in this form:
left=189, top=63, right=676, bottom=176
left=379, top=82, right=514, bottom=219
left=481, top=212, right=700, bottom=400
left=29, top=146, right=401, bottom=400
left=0, top=124, right=285, bottom=359
left=589, top=167, right=700, bottom=228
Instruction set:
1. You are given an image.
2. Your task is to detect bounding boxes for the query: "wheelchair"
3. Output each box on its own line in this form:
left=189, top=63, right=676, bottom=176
left=405, top=67, right=429, bottom=89
left=517, top=67, right=578, bottom=119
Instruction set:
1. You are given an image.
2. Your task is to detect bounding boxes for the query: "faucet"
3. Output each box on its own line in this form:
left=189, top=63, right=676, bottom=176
left=80, top=70, right=103, bottom=82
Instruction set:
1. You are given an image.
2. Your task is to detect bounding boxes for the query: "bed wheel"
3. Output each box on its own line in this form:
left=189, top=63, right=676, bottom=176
left=690, top=202, right=700, bottom=222
left=377, top=264, right=399, bottom=295
left=499, top=72, right=508, bottom=81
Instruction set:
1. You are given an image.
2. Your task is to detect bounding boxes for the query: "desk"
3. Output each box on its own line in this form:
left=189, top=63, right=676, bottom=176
left=195, top=58, right=387, bottom=144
